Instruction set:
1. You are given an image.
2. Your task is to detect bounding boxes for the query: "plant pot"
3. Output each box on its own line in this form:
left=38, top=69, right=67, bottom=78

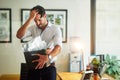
left=93, top=67, right=99, bottom=73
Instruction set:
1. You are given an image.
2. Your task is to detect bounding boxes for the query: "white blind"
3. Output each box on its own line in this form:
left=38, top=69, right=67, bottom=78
left=95, top=0, right=120, bottom=56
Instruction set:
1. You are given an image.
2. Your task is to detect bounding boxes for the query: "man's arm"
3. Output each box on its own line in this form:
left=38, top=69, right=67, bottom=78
left=48, top=45, right=61, bottom=58
left=16, top=18, right=32, bottom=39
left=16, top=10, right=37, bottom=39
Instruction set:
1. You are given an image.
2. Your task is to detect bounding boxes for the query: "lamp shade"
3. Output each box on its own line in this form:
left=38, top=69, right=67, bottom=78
left=69, top=36, right=82, bottom=53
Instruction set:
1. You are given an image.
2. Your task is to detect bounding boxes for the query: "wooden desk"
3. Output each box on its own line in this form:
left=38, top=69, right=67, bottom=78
left=57, top=72, right=115, bottom=80
left=102, top=74, right=114, bottom=80
left=57, top=72, right=83, bottom=80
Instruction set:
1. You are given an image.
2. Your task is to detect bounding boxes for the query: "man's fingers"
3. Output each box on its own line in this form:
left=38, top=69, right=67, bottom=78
left=35, top=63, right=41, bottom=69
left=35, top=62, right=44, bottom=69
left=31, top=54, right=46, bottom=69
left=32, top=59, right=39, bottom=63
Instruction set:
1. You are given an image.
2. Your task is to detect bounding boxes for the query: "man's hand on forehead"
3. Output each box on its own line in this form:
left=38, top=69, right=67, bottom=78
left=32, top=9, right=38, bottom=13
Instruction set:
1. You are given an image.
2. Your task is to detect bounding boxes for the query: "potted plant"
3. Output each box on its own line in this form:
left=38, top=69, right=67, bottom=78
left=102, top=54, right=120, bottom=79
left=91, top=57, right=100, bottom=73
left=91, top=57, right=101, bottom=80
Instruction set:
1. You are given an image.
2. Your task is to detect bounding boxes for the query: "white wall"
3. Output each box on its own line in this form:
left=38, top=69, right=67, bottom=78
left=0, top=0, right=90, bottom=74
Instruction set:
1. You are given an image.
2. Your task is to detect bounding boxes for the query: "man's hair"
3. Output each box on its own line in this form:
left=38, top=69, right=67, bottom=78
left=31, top=5, right=46, bottom=17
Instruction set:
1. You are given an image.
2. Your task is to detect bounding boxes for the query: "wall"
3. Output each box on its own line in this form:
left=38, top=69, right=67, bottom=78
left=0, top=0, right=90, bottom=74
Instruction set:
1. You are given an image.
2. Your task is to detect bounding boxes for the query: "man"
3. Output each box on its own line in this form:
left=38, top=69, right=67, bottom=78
left=16, top=5, right=62, bottom=80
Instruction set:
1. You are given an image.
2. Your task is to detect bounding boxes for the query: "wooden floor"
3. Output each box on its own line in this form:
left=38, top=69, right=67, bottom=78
left=0, top=74, right=20, bottom=80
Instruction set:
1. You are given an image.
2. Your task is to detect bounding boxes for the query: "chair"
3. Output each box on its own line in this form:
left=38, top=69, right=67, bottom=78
left=20, top=63, right=29, bottom=80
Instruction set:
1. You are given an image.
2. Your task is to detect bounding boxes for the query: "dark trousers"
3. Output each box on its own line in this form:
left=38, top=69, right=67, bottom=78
left=27, top=66, right=56, bottom=80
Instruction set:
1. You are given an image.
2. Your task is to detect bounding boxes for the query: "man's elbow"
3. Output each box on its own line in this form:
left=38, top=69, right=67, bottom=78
left=16, top=33, right=22, bottom=39
left=56, top=45, right=61, bottom=53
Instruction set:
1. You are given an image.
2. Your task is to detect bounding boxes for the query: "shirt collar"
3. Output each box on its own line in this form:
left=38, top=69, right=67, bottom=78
left=47, top=22, right=52, bottom=28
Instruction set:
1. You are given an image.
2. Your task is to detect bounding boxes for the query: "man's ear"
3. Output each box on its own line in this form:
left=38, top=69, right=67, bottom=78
left=44, top=14, right=47, bottom=18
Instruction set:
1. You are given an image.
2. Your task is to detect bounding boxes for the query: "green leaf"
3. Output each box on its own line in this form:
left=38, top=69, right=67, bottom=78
left=104, top=54, right=120, bottom=79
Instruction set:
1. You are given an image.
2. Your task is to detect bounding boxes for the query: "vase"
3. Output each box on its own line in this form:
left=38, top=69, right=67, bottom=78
left=93, top=67, right=99, bottom=73
left=93, top=67, right=100, bottom=80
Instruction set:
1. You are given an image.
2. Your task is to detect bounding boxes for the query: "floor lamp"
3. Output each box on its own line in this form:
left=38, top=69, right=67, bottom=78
left=69, top=36, right=84, bottom=70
